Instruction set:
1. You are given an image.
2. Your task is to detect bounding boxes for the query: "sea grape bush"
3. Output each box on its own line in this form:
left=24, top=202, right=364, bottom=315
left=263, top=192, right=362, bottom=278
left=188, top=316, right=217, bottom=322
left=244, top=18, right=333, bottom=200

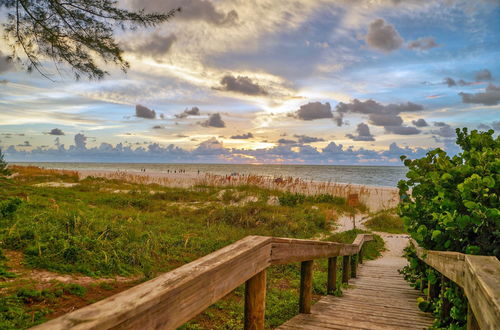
left=398, top=128, right=499, bottom=256
left=398, top=128, right=499, bottom=329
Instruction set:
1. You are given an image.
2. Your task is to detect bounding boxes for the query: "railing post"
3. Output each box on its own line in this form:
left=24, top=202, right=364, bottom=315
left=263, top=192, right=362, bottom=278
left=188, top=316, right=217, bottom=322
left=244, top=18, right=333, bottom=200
left=327, top=257, right=337, bottom=294
left=342, top=255, right=350, bottom=284
left=244, top=270, right=266, bottom=330
left=350, top=254, right=357, bottom=278
left=467, top=302, right=480, bottom=330
left=440, top=275, right=451, bottom=321
left=299, top=260, right=313, bottom=314
left=358, top=247, right=363, bottom=264
left=427, top=276, right=439, bottom=300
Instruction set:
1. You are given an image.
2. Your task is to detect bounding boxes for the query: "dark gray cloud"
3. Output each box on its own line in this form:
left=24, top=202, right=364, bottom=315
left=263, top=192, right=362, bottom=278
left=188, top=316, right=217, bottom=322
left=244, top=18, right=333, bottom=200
left=475, top=69, right=493, bottom=81
left=201, top=113, right=225, bottom=128
left=130, top=0, right=238, bottom=26
left=346, top=123, right=375, bottom=141
left=364, top=18, right=403, bottom=52
left=335, top=99, right=423, bottom=134
left=128, top=33, right=176, bottom=59
left=368, top=114, right=403, bottom=126
left=385, top=126, right=421, bottom=135
left=293, top=134, right=325, bottom=143
left=444, top=77, right=456, bottom=87
left=219, top=75, right=268, bottom=95
left=459, top=84, right=500, bottom=106
left=176, top=106, right=200, bottom=118
left=407, top=37, right=438, bottom=51
left=412, top=118, right=429, bottom=127
left=47, top=128, right=65, bottom=136
left=230, top=132, right=253, bottom=139
left=0, top=51, right=14, bottom=73
left=434, top=121, right=447, bottom=127
left=135, top=105, right=156, bottom=119
left=277, top=138, right=297, bottom=145
left=432, top=123, right=455, bottom=137
left=17, top=141, right=31, bottom=147
left=152, top=125, right=163, bottom=129
left=294, top=102, right=333, bottom=120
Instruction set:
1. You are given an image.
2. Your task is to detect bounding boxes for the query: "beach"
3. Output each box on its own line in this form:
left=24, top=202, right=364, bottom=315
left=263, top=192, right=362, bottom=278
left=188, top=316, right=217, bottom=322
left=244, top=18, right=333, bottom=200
left=75, top=169, right=400, bottom=212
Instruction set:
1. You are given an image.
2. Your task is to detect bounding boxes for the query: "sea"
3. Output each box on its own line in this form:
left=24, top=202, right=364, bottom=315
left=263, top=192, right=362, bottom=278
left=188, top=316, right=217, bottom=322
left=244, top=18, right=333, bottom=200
left=13, top=163, right=408, bottom=187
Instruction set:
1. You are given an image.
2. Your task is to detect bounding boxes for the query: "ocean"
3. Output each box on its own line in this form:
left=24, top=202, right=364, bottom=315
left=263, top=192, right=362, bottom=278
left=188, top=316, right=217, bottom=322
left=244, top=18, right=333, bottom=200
left=13, top=163, right=408, bottom=187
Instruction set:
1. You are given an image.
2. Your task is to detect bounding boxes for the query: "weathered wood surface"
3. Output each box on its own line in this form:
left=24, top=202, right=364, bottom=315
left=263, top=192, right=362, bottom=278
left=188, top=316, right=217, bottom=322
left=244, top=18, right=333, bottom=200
left=279, top=252, right=434, bottom=329
left=299, top=260, right=314, bottom=314
left=412, top=240, right=500, bottom=330
left=32, top=234, right=373, bottom=330
left=244, top=270, right=267, bottom=330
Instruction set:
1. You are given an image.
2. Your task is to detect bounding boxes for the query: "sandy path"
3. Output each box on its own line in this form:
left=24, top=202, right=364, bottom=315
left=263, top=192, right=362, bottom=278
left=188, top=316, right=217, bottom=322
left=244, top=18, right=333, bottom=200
left=333, top=213, right=410, bottom=266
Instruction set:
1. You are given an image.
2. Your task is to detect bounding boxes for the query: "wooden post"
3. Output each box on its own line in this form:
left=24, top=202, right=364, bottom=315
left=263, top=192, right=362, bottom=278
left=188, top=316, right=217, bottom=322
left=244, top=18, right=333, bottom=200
left=440, top=275, right=451, bottom=321
left=358, top=247, right=363, bottom=264
left=299, top=260, right=313, bottom=314
left=467, top=302, right=480, bottom=330
left=350, top=254, right=357, bottom=278
left=244, top=270, right=266, bottom=330
left=342, top=255, right=350, bottom=284
left=327, top=257, right=337, bottom=294
left=427, top=277, right=439, bottom=300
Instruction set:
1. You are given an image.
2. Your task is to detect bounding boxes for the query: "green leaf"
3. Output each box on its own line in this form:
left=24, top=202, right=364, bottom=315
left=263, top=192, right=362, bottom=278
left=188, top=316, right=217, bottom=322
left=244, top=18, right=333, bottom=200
left=431, top=230, right=442, bottom=240
left=465, top=245, right=480, bottom=255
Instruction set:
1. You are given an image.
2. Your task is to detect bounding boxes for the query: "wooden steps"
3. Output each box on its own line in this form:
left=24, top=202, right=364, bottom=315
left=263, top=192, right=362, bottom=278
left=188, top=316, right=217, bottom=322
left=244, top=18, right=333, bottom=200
left=278, top=253, right=434, bottom=329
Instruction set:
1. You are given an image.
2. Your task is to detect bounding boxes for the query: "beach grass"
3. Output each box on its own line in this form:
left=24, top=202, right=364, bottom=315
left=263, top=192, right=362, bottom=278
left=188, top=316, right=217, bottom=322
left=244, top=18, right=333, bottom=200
left=364, top=210, right=406, bottom=234
left=0, top=166, right=384, bottom=329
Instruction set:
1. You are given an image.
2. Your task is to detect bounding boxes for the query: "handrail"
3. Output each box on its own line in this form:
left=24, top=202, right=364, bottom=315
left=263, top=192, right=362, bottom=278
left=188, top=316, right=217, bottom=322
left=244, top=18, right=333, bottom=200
left=31, top=234, right=373, bottom=330
left=411, top=239, right=500, bottom=330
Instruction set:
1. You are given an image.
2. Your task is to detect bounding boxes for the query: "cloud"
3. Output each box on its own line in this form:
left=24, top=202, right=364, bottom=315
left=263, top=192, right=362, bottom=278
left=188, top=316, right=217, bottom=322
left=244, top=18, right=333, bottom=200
left=407, top=37, right=438, bottom=51
left=47, top=128, right=65, bottom=136
left=127, top=33, right=177, bottom=60
left=294, top=102, right=333, bottom=120
left=74, top=133, right=87, bottom=150
left=431, top=122, right=455, bottom=137
left=364, top=18, right=403, bottom=53
left=385, top=126, right=421, bottom=135
left=219, top=75, right=268, bottom=95
left=176, top=106, right=201, bottom=118
left=346, top=123, right=375, bottom=141
left=444, top=77, right=457, bottom=87
left=277, top=138, right=297, bottom=145
left=475, top=69, right=493, bottom=81
left=368, top=114, right=403, bottom=126
left=412, top=118, right=429, bottom=127
left=130, top=0, right=238, bottom=26
left=293, top=135, right=325, bottom=143
left=0, top=51, right=14, bottom=73
left=230, top=132, right=253, bottom=139
left=459, top=83, right=500, bottom=105
left=135, top=105, right=157, bottom=119
left=152, top=125, right=163, bottom=129
left=201, top=113, right=225, bottom=127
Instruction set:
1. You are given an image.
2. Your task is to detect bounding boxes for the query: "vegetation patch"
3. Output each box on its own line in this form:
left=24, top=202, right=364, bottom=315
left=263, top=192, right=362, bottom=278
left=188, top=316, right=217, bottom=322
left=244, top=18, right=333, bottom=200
left=364, top=211, right=406, bottom=234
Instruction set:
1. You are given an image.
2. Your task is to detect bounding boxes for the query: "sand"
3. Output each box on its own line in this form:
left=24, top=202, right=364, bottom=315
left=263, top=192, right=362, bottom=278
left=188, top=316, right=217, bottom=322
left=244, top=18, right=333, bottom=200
left=76, top=169, right=400, bottom=212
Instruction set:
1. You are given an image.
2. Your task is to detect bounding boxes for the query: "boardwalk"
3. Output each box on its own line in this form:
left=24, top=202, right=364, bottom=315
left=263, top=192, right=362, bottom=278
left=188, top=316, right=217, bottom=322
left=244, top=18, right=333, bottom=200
left=279, top=234, right=434, bottom=330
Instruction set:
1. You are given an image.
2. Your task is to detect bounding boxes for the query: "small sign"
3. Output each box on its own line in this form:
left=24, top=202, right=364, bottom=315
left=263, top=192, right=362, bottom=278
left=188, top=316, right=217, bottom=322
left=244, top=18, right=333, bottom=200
left=348, top=194, right=359, bottom=207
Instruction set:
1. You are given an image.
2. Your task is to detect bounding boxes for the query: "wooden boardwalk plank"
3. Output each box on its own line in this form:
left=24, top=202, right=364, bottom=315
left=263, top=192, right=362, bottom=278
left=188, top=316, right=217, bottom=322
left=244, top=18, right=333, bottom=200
left=278, top=241, right=434, bottom=330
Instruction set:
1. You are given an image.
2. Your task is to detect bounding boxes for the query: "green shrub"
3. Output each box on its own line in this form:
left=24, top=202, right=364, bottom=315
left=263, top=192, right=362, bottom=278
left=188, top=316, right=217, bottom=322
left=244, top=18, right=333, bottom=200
left=398, top=128, right=499, bottom=329
left=364, top=212, right=405, bottom=234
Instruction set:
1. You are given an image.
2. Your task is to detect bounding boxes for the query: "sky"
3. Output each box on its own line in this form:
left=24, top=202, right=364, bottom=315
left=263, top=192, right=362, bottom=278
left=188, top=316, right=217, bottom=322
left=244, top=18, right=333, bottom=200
left=0, top=0, right=499, bottom=164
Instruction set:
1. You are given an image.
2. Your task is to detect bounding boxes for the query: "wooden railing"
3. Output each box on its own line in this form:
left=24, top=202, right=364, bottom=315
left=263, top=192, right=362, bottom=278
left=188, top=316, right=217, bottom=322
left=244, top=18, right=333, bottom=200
left=411, top=240, right=500, bottom=330
left=31, top=234, right=373, bottom=330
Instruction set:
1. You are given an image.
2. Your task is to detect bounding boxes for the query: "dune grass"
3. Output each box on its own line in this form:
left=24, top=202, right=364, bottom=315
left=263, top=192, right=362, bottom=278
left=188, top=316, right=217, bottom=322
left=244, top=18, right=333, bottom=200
left=0, top=166, right=384, bottom=329
left=364, top=210, right=406, bottom=234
